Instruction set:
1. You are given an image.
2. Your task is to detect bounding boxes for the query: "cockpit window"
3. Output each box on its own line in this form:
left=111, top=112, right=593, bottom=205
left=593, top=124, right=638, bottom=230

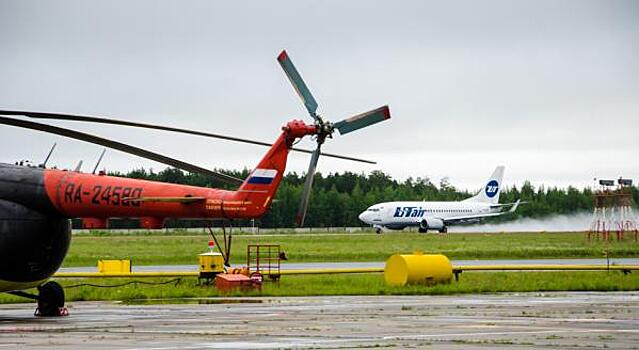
left=368, top=208, right=380, bottom=212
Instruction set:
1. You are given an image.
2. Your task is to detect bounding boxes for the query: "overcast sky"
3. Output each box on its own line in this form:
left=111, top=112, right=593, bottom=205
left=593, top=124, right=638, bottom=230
left=0, top=0, right=637, bottom=191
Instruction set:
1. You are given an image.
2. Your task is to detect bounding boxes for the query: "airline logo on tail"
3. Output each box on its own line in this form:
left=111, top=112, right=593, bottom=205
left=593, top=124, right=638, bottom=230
left=485, top=180, right=499, bottom=198
left=247, top=169, right=278, bottom=185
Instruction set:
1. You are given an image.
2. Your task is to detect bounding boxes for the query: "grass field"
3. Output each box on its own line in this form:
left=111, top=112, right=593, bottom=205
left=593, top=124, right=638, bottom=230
left=2, top=271, right=638, bottom=304
left=63, top=231, right=639, bottom=267
left=1, top=231, right=636, bottom=304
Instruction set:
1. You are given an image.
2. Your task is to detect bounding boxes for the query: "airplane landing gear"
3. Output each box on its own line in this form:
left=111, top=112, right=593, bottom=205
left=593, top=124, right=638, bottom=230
left=7, top=281, right=67, bottom=316
left=376, top=228, right=382, bottom=234
left=439, top=226, right=448, bottom=234
left=37, top=281, right=66, bottom=317
left=418, top=228, right=428, bottom=233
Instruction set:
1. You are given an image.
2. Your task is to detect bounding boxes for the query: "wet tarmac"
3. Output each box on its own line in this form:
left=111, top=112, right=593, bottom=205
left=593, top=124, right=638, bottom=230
left=59, top=258, right=639, bottom=273
left=1, top=292, right=638, bottom=349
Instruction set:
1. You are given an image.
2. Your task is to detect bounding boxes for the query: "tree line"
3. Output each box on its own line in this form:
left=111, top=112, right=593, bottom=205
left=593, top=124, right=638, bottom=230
left=110, top=167, right=639, bottom=228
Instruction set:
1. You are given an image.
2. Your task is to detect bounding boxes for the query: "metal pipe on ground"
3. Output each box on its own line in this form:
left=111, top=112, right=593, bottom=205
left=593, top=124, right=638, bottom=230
left=52, top=264, right=639, bottom=279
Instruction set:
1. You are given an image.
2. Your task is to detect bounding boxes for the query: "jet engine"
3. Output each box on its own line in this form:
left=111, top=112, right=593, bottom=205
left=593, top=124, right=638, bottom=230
left=419, top=218, right=444, bottom=233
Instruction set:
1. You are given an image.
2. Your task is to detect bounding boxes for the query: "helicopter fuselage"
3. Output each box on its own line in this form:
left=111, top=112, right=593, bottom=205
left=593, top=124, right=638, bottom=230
left=0, top=119, right=316, bottom=292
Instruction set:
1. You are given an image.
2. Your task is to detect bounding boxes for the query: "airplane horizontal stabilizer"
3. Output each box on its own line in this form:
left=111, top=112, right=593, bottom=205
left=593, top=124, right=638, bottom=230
left=508, top=199, right=522, bottom=213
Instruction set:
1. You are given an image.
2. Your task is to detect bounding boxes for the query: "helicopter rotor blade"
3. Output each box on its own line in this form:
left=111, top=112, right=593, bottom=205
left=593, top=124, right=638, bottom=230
left=292, top=147, right=374, bottom=164
left=0, top=116, right=243, bottom=185
left=295, top=145, right=321, bottom=227
left=0, top=110, right=375, bottom=164
left=277, top=50, right=319, bottom=121
left=0, top=109, right=275, bottom=146
left=333, top=105, right=391, bottom=135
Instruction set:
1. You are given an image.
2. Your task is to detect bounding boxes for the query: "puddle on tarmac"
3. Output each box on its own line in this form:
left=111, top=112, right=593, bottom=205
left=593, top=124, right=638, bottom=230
left=122, top=298, right=263, bottom=305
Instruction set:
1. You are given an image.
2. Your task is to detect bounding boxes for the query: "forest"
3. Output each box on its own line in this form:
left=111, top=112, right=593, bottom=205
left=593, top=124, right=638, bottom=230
left=109, top=167, right=639, bottom=229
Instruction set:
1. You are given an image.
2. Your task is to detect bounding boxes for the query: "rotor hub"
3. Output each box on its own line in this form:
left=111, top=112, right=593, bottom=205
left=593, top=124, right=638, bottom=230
left=314, top=119, right=334, bottom=145
left=282, top=119, right=318, bottom=139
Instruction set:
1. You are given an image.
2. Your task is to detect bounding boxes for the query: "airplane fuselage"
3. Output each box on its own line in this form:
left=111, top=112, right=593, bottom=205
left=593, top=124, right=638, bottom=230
left=359, top=200, right=498, bottom=231
left=358, top=166, right=517, bottom=233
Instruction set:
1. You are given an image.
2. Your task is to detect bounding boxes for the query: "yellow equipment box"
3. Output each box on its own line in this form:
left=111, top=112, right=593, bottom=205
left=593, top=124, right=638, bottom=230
left=97, top=259, right=132, bottom=274
left=384, top=253, right=452, bottom=286
left=198, top=252, right=225, bottom=274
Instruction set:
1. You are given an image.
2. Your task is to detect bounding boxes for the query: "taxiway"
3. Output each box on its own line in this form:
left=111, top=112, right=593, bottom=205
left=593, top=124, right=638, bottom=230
left=1, top=292, right=638, bottom=349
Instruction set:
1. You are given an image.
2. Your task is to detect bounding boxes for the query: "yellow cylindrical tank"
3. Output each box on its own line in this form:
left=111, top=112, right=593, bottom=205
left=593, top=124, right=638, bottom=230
left=384, top=253, right=453, bottom=286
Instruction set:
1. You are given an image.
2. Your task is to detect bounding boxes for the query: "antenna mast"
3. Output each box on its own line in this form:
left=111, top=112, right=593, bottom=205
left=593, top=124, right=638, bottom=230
left=40, top=142, right=57, bottom=168
left=92, top=148, right=106, bottom=174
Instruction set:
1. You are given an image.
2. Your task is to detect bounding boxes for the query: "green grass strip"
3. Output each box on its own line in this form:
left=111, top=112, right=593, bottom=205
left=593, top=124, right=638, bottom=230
left=63, top=232, right=639, bottom=267
left=1, top=271, right=638, bottom=304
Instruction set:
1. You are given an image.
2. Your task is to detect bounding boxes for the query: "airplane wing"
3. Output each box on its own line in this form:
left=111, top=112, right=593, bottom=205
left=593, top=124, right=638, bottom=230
left=489, top=200, right=526, bottom=209
left=443, top=199, right=521, bottom=224
left=442, top=212, right=507, bottom=224
left=125, top=196, right=206, bottom=204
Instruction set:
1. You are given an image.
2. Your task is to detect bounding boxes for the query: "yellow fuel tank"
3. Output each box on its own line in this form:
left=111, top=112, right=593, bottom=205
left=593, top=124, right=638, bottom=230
left=384, top=253, right=452, bottom=286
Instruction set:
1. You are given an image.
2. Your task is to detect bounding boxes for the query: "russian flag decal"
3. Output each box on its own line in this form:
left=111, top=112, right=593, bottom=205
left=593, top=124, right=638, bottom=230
left=247, top=169, right=278, bottom=185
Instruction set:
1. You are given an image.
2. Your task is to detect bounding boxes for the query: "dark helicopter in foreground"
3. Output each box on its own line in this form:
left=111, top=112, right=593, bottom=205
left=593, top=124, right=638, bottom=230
left=0, top=50, right=390, bottom=316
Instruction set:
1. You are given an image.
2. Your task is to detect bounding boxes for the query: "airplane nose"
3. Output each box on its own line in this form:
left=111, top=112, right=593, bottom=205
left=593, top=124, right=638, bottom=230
left=358, top=212, right=367, bottom=222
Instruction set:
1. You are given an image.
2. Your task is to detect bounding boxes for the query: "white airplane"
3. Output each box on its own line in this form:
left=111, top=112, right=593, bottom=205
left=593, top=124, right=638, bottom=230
left=358, top=166, right=521, bottom=233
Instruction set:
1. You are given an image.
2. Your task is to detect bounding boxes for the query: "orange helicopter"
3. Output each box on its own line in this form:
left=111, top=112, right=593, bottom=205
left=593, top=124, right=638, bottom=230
left=0, top=50, right=390, bottom=316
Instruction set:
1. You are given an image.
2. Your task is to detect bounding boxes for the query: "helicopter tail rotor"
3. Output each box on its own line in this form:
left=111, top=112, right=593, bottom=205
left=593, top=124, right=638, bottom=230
left=277, top=50, right=320, bottom=122
left=333, top=105, right=391, bottom=135
left=277, top=50, right=391, bottom=227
